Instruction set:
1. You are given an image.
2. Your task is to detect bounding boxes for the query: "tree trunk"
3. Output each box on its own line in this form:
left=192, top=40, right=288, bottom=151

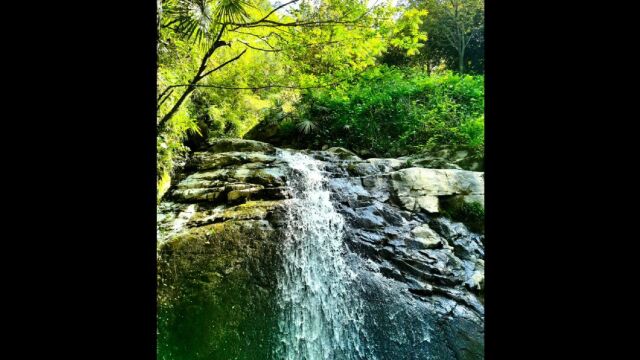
left=158, top=84, right=197, bottom=133
left=157, top=27, right=229, bottom=131
left=157, top=46, right=246, bottom=132
left=459, top=45, right=465, bottom=74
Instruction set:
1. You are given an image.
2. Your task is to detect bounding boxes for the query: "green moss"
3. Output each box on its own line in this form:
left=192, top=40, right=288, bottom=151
left=441, top=199, right=484, bottom=233
left=157, top=219, right=281, bottom=359
left=157, top=171, right=172, bottom=203
left=456, top=201, right=484, bottom=222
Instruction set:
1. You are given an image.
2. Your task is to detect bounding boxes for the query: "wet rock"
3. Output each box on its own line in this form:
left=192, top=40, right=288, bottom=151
left=354, top=206, right=385, bottom=228
left=380, top=265, right=405, bottom=281
left=326, top=146, right=362, bottom=160
left=226, top=185, right=263, bottom=203
left=346, top=161, right=380, bottom=176
left=187, top=151, right=276, bottom=171
left=410, top=224, right=444, bottom=249
left=206, top=138, right=275, bottom=154
left=390, top=168, right=484, bottom=213
left=158, top=139, right=484, bottom=360
left=367, top=158, right=406, bottom=172
left=404, top=145, right=484, bottom=171
left=391, top=168, right=484, bottom=197
left=171, top=186, right=224, bottom=202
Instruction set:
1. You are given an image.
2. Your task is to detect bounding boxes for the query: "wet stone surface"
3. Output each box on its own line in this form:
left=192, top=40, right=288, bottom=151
left=157, top=139, right=484, bottom=360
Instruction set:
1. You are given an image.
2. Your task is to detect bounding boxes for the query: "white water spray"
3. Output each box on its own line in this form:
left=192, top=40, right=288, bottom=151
left=275, top=150, right=366, bottom=360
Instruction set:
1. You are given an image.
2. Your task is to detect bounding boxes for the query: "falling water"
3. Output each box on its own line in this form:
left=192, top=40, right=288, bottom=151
left=275, top=150, right=366, bottom=360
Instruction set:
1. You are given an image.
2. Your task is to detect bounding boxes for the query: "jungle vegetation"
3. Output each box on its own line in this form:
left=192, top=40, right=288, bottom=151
left=157, top=0, right=484, bottom=199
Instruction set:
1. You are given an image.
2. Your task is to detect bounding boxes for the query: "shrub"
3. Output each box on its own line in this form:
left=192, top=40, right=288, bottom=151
left=283, top=65, right=484, bottom=158
left=445, top=200, right=485, bottom=233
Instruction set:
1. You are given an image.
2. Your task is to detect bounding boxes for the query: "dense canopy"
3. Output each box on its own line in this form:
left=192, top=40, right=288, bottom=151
left=157, top=0, right=484, bottom=200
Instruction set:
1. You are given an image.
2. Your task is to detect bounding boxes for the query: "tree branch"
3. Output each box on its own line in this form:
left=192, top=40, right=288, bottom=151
left=157, top=86, right=174, bottom=103
left=237, top=19, right=368, bottom=29
left=236, top=0, right=300, bottom=27
left=157, top=88, right=174, bottom=109
left=237, top=40, right=281, bottom=52
left=230, top=30, right=282, bottom=48
left=158, top=24, right=229, bottom=130
left=199, top=48, right=248, bottom=79
left=163, top=67, right=372, bottom=92
left=160, top=83, right=330, bottom=90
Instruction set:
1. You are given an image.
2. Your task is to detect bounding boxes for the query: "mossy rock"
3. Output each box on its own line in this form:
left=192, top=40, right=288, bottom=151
left=440, top=196, right=485, bottom=233
left=206, top=138, right=275, bottom=154
left=326, top=147, right=362, bottom=160
left=157, top=218, right=282, bottom=359
left=218, top=200, right=284, bottom=221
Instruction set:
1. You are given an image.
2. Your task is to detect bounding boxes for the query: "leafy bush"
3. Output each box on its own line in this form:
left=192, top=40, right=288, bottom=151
left=282, top=65, right=484, bottom=158
left=454, top=201, right=485, bottom=223
left=443, top=200, right=485, bottom=233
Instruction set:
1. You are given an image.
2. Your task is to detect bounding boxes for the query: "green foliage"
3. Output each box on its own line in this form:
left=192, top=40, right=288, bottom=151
left=389, top=8, right=429, bottom=56
left=296, top=119, right=318, bottom=135
left=157, top=0, right=431, bottom=199
left=385, top=0, right=484, bottom=74
left=454, top=201, right=484, bottom=223
left=214, top=0, right=252, bottom=23
left=157, top=0, right=291, bottom=195
left=404, top=159, right=414, bottom=168
left=157, top=104, right=199, bottom=199
left=282, top=65, right=483, bottom=157
left=444, top=200, right=484, bottom=233
left=459, top=114, right=484, bottom=153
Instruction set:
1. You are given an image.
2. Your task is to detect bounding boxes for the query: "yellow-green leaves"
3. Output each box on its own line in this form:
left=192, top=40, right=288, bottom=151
left=157, top=0, right=442, bottom=199
left=389, top=8, right=428, bottom=56
left=213, top=0, right=252, bottom=23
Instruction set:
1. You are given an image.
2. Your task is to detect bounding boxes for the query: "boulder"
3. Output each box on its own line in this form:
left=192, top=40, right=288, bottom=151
left=206, top=138, right=275, bottom=154
left=410, top=224, right=444, bottom=249
left=326, top=146, right=362, bottom=161
left=390, top=168, right=484, bottom=213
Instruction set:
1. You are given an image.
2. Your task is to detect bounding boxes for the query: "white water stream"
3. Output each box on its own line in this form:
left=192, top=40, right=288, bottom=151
left=274, top=150, right=367, bottom=360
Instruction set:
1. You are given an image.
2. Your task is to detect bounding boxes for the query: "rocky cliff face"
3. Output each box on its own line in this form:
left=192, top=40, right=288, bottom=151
left=157, top=139, right=484, bottom=360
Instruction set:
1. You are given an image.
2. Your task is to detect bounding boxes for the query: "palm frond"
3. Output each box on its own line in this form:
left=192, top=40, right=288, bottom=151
left=296, top=119, right=318, bottom=134
left=164, top=0, right=213, bottom=42
left=213, top=0, right=253, bottom=24
left=163, top=0, right=254, bottom=43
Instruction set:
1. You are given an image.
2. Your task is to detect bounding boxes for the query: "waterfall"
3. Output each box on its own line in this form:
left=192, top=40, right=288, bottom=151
left=275, top=150, right=366, bottom=360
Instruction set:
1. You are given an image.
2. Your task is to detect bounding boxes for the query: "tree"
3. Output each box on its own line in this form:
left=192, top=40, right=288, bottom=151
left=388, top=0, right=483, bottom=73
left=157, top=0, right=414, bottom=131
left=423, top=0, right=483, bottom=73
left=156, top=0, right=428, bottom=198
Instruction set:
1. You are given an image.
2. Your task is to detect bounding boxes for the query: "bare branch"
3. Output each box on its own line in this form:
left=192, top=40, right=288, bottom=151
left=442, top=26, right=458, bottom=50
left=230, top=30, right=282, bottom=48
left=157, top=88, right=174, bottom=108
left=160, top=83, right=331, bottom=91
left=157, top=86, right=174, bottom=102
left=236, top=0, right=300, bottom=27
left=238, top=40, right=281, bottom=52
left=228, top=2, right=377, bottom=30
left=200, top=48, right=248, bottom=79
left=235, top=19, right=365, bottom=29
left=464, top=29, right=478, bottom=48
left=158, top=24, right=229, bottom=130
